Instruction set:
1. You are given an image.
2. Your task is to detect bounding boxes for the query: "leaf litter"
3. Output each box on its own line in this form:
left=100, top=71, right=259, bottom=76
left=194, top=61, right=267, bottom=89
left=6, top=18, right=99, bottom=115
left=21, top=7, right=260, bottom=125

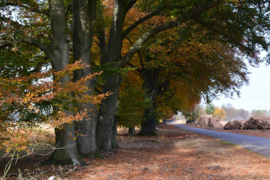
left=2, top=124, right=270, bottom=179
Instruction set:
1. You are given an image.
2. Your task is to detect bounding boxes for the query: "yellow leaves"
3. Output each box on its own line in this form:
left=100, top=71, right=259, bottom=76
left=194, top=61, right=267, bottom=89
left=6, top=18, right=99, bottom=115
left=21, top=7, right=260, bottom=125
left=213, top=107, right=226, bottom=120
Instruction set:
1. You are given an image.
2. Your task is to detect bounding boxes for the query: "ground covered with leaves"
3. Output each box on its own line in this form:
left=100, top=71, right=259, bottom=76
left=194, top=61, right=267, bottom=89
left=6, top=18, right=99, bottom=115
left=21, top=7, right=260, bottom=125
left=2, top=124, right=270, bottom=179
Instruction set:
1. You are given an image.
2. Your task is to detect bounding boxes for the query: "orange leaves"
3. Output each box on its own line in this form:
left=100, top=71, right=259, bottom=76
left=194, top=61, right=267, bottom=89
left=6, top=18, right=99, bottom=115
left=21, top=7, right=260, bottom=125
left=0, top=61, right=109, bottom=156
left=0, top=122, right=35, bottom=156
left=54, top=60, right=90, bottom=81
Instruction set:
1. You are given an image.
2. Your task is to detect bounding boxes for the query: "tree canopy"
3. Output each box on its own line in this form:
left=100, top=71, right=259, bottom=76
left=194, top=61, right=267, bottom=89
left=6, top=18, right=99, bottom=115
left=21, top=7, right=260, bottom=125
left=1, top=0, right=270, bottom=165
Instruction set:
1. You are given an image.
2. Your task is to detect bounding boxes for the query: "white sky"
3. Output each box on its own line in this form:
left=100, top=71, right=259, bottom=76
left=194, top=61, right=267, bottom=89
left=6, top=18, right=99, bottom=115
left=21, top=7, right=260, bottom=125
left=213, top=61, right=270, bottom=112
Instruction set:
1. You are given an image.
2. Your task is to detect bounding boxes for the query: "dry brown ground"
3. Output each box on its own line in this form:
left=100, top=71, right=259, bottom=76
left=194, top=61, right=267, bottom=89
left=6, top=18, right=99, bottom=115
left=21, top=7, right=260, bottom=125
left=2, top=124, right=270, bottom=180
left=184, top=123, right=270, bottom=138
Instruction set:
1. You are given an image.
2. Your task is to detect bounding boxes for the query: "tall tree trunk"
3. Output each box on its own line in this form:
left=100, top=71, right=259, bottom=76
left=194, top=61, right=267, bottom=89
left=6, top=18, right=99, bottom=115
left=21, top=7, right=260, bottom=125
left=96, top=74, right=122, bottom=150
left=43, top=0, right=83, bottom=165
left=140, top=117, right=156, bottom=135
left=74, top=109, right=100, bottom=158
left=140, top=99, right=157, bottom=135
left=96, top=0, right=128, bottom=150
left=72, top=0, right=101, bottom=158
left=128, top=126, right=136, bottom=135
left=111, top=115, right=120, bottom=149
left=44, top=74, right=84, bottom=165
left=45, top=123, right=84, bottom=165
left=139, top=67, right=159, bottom=135
left=96, top=0, right=138, bottom=150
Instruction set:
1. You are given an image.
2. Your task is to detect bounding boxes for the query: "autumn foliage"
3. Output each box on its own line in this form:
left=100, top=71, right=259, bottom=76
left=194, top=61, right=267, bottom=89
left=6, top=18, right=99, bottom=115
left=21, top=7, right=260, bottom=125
left=0, top=61, right=108, bottom=157
left=1, top=0, right=270, bottom=172
left=213, top=107, right=226, bottom=120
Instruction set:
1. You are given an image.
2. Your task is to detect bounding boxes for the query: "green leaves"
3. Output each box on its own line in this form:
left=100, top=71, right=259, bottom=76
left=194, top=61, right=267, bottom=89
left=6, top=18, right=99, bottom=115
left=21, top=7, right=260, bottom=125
left=118, top=85, right=150, bottom=128
left=205, top=103, right=215, bottom=115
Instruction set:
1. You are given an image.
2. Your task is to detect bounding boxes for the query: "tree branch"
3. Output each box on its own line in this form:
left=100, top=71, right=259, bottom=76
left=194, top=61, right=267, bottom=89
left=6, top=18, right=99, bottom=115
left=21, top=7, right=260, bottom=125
left=96, top=8, right=108, bottom=65
left=193, top=18, right=253, bottom=53
left=126, top=0, right=137, bottom=13
left=127, top=62, right=142, bottom=76
left=126, top=37, right=145, bottom=70
left=0, top=16, right=49, bottom=54
left=163, top=90, right=176, bottom=101
left=93, top=38, right=100, bottom=46
left=20, top=37, right=49, bottom=55
left=119, top=0, right=221, bottom=67
left=158, top=71, right=171, bottom=96
left=65, top=2, right=73, bottom=17
left=122, top=7, right=164, bottom=39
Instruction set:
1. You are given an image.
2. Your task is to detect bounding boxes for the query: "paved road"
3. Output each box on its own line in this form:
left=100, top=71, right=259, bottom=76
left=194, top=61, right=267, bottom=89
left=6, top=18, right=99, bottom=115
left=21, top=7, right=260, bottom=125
left=170, top=124, right=270, bottom=158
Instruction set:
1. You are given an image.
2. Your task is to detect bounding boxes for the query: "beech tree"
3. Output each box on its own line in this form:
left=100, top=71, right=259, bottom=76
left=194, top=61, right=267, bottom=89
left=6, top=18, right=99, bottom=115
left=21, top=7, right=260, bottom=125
left=1, top=0, right=270, bottom=164
left=94, top=0, right=270, bottom=141
left=121, top=16, right=253, bottom=134
left=95, top=0, right=224, bottom=145
left=0, top=61, right=107, bottom=168
left=0, top=0, right=99, bottom=164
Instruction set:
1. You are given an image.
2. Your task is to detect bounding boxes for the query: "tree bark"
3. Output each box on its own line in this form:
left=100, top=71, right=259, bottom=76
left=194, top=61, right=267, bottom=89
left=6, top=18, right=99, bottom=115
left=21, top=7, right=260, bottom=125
left=96, top=0, right=127, bottom=150
left=128, top=126, right=136, bottom=135
left=96, top=74, right=122, bottom=150
left=140, top=115, right=156, bottom=135
left=44, top=123, right=84, bottom=165
left=74, top=109, right=101, bottom=158
left=139, top=67, right=159, bottom=135
left=43, top=0, right=83, bottom=165
left=140, top=97, right=157, bottom=135
left=72, top=0, right=101, bottom=158
left=111, top=115, right=120, bottom=149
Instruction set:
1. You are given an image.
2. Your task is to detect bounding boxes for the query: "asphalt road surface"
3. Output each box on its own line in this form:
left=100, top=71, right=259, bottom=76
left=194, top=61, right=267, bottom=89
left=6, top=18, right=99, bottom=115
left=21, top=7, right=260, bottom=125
left=170, top=124, right=270, bottom=158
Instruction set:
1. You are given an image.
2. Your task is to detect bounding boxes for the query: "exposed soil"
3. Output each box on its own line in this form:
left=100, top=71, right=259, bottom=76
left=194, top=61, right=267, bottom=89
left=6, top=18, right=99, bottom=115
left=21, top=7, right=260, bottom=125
left=2, top=124, right=270, bottom=180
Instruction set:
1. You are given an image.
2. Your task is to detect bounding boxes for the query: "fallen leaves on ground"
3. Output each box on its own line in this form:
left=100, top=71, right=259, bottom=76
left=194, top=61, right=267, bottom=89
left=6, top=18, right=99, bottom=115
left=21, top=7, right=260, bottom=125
left=2, top=124, right=270, bottom=180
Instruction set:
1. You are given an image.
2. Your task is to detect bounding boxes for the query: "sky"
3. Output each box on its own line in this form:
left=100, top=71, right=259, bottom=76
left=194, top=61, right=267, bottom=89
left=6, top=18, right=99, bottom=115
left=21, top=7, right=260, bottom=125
left=212, top=61, right=270, bottom=112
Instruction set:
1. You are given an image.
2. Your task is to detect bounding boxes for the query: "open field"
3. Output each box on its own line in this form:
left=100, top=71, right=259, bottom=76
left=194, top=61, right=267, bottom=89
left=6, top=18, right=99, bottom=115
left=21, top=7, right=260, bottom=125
left=2, top=124, right=270, bottom=179
left=183, top=122, right=270, bottom=138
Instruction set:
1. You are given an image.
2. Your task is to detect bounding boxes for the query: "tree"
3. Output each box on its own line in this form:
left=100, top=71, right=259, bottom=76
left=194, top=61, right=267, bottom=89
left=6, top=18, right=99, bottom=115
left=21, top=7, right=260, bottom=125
left=126, top=20, right=255, bottom=133
left=182, top=104, right=204, bottom=123
left=117, top=75, right=150, bottom=135
left=2, top=0, right=270, bottom=162
left=213, top=107, right=226, bottom=120
left=0, top=62, right=107, bottom=168
left=72, top=0, right=100, bottom=159
left=205, top=103, right=215, bottom=115
left=221, top=104, right=250, bottom=120
left=95, top=0, right=270, bottom=140
left=251, top=110, right=268, bottom=117
left=0, top=0, right=99, bottom=164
